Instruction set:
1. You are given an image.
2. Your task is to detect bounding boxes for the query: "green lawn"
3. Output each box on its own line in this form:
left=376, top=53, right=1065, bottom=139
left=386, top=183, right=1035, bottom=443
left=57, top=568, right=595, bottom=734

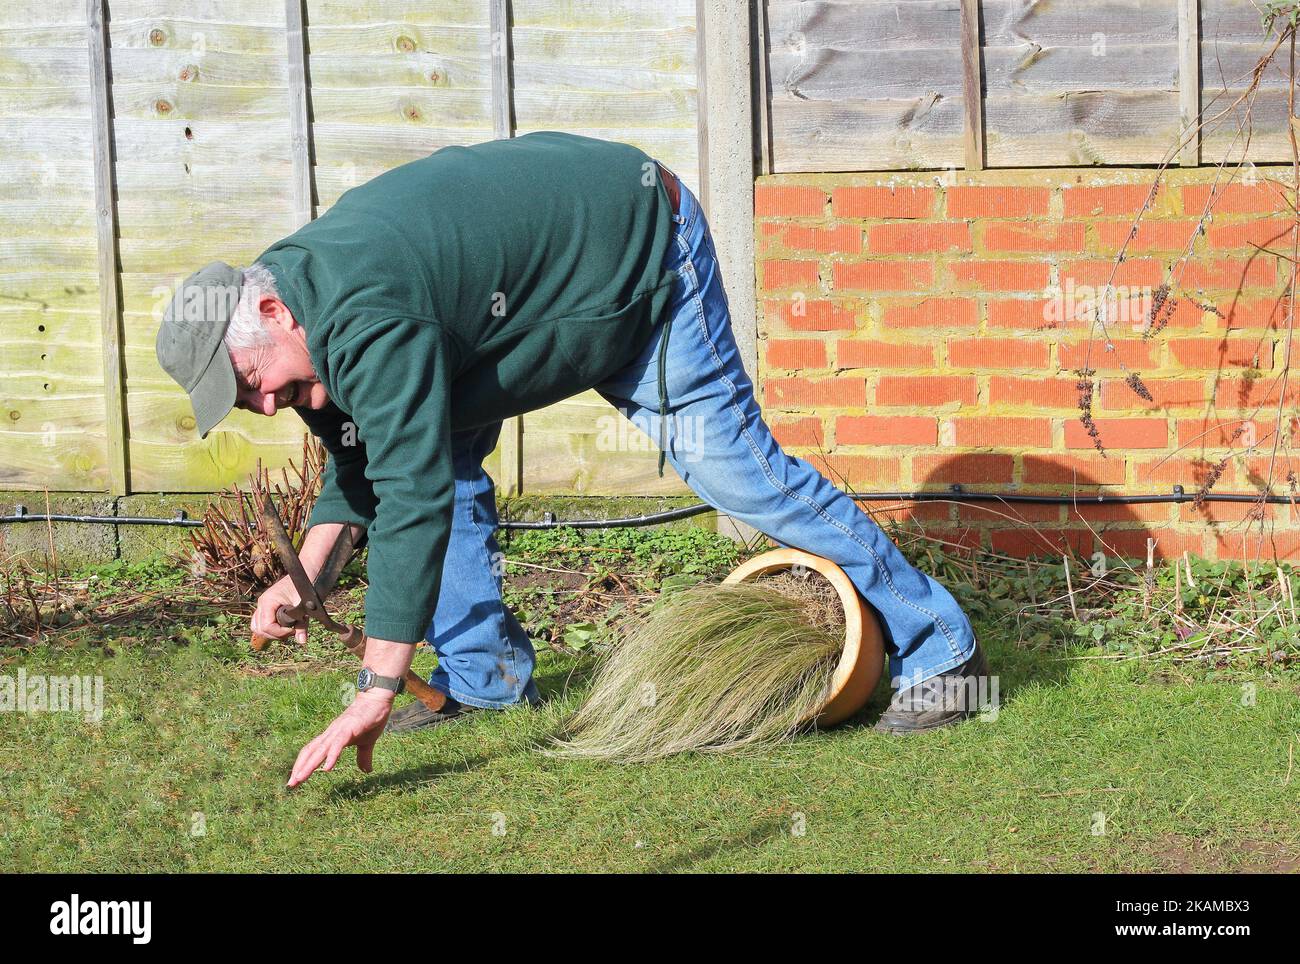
left=3, top=628, right=1297, bottom=872
left=3, top=527, right=1299, bottom=872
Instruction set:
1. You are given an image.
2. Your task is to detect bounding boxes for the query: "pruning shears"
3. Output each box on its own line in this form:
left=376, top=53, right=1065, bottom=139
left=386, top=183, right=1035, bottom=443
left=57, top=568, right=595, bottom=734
left=250, top=493, right=445, bottom=712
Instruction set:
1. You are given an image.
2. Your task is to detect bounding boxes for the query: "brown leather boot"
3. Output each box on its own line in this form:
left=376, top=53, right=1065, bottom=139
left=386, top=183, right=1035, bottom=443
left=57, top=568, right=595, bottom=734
left=384, top=693, right=475, bottom=733
left=873, top=642, right=990, bottom=734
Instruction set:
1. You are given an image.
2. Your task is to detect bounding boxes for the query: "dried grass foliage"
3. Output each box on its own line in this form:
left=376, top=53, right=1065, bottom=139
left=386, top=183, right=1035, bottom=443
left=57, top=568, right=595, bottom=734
left=548, top=572, right=847, bottom=762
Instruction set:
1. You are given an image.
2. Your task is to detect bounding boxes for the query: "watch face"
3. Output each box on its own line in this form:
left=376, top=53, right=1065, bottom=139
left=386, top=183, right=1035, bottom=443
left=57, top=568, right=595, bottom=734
left=357, top=668, right=374, bottom=690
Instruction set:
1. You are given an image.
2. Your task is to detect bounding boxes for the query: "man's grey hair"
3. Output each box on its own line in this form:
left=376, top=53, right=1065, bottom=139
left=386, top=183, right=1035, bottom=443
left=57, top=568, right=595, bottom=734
left=224, top=263, right=280, bottom=351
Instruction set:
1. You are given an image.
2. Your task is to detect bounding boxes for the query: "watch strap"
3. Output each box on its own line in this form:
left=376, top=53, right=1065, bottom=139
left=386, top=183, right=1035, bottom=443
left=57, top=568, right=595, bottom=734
left=357, top=670, right=406, bottom=694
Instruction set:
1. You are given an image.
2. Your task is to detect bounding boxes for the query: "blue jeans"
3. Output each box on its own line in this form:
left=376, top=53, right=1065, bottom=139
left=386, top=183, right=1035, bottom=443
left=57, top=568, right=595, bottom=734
left=424, top=418, right=541, bottom=708
left=426, top=171, right=977, bottom=706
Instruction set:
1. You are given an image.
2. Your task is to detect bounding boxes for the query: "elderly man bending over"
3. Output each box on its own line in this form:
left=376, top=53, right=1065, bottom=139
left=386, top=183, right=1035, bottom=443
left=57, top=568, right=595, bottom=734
left=155, top=132, right=984, bottom=787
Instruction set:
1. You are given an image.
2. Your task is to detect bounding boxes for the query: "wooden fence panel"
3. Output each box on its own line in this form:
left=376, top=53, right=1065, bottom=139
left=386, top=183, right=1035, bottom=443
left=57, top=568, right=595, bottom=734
left=1199, top=0, right=1300, bottom=165
left=511, top=0, right=697, bottom=495
left=105, top=0, right=303, bottom=491
left=300, top=0, right=500, bottom=484
left=2, top=0, right=698, bottom=495
left=304, top=0, right=495, bottom=212
left=0, top=2, right=109, bottom=490
left=510, top=0, right=700, bottom=191
left=981, top=0, right=1183, bottom=166
left=766, top=0, right=967, bottom=172
left=763, top=0, right=1300, bottom=172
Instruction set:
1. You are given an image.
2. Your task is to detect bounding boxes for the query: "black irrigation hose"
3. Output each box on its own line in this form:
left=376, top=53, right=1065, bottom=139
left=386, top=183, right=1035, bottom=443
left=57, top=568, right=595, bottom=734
left=0, top=484, right=1293, bottom=531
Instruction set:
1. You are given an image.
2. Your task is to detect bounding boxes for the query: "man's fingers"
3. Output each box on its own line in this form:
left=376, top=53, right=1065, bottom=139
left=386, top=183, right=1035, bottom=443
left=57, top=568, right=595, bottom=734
left=286, top=706, right=386, bottom=787
left=295, top=625, right=308, bottom=646
left=252, top=611, right=291, bottom=640
left=355, top=726, right=383, bottom=774
left=288, top=742, right=319, bottom=784
left=252, top=577, right=302, bottom=642
left=291, top=733, right=322, bottom=771
left=289, top=745, right=328, bottom=787
left=321, top=739, right=346, bottom=773
left=288, top=732, right=329, bottom=787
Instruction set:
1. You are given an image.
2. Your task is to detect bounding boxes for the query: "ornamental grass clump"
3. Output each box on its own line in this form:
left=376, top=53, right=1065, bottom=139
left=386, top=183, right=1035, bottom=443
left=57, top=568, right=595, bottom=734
left=548, top=573, right=845, bottom=762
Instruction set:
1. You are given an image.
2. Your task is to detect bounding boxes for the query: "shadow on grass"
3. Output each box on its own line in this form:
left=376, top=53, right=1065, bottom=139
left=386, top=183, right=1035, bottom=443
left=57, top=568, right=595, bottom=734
left=648, top=815, right=792, bottom=873
left=531, top=655, right=598, bottom=704
left=326, top=753, right=496, bottom=800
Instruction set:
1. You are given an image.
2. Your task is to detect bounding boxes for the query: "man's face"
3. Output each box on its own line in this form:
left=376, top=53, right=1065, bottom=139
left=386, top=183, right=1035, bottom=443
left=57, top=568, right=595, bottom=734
left=229, top=295, right=330, bottom=416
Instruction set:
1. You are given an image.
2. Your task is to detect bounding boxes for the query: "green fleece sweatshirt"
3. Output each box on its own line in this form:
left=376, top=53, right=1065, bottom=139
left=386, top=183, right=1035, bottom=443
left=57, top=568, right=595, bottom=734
left=257, top=131, right=678, bottom=642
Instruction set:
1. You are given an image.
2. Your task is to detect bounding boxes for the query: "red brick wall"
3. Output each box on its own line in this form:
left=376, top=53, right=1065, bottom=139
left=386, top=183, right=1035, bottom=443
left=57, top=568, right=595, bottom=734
left=753, top=169, right=1300, bottom=561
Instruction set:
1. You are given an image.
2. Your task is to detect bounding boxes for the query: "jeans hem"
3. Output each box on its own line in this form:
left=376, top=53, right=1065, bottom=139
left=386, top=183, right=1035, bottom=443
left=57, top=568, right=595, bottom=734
left=889, top=640, right=978, bottom=691
left=445, top=687, right=535, bottom=711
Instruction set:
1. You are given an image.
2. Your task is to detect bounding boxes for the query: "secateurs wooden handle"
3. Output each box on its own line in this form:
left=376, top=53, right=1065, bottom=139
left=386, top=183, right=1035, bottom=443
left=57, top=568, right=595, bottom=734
left=249, top=495, right=447, bottom=714
left=249, top=512, right=361, bottom=652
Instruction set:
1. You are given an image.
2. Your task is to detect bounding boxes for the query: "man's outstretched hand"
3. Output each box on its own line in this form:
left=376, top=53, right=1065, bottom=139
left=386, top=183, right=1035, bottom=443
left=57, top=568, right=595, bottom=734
left=286, top=635, right=415, bottom=788
left=287, top=689, right=394, bottom=788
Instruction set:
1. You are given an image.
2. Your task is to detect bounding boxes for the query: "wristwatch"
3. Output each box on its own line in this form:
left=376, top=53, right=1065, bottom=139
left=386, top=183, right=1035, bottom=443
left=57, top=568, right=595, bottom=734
left=356, top=667, right=406, bottom=695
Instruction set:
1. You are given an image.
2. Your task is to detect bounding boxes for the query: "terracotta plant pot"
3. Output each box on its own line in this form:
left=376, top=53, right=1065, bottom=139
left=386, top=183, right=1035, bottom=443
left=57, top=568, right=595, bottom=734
left=723, top=548, right=885, bottom=727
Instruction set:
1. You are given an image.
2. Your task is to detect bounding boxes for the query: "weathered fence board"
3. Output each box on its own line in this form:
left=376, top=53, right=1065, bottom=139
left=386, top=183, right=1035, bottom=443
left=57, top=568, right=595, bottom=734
left=523, top=394, right=694, bottom=496
left=763, top=0, right=1298, bottom=172
left=510, top=0, right=696, bottom=495
left=766, top=0, right=965, bottom=171
left=0, top=2, right=108, bottom=492
left=98, top=1, right=304, bottom=493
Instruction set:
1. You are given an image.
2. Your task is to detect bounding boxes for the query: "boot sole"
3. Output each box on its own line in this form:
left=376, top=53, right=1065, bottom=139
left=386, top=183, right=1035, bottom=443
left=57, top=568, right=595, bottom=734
left=873, top=710, right=977, bottom=734
left=384, top=702, right=475, bottom=733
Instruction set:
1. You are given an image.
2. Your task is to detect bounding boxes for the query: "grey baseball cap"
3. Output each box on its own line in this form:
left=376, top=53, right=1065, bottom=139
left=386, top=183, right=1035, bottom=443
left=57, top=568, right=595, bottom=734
left=155, top=261, right=243, bottom=438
